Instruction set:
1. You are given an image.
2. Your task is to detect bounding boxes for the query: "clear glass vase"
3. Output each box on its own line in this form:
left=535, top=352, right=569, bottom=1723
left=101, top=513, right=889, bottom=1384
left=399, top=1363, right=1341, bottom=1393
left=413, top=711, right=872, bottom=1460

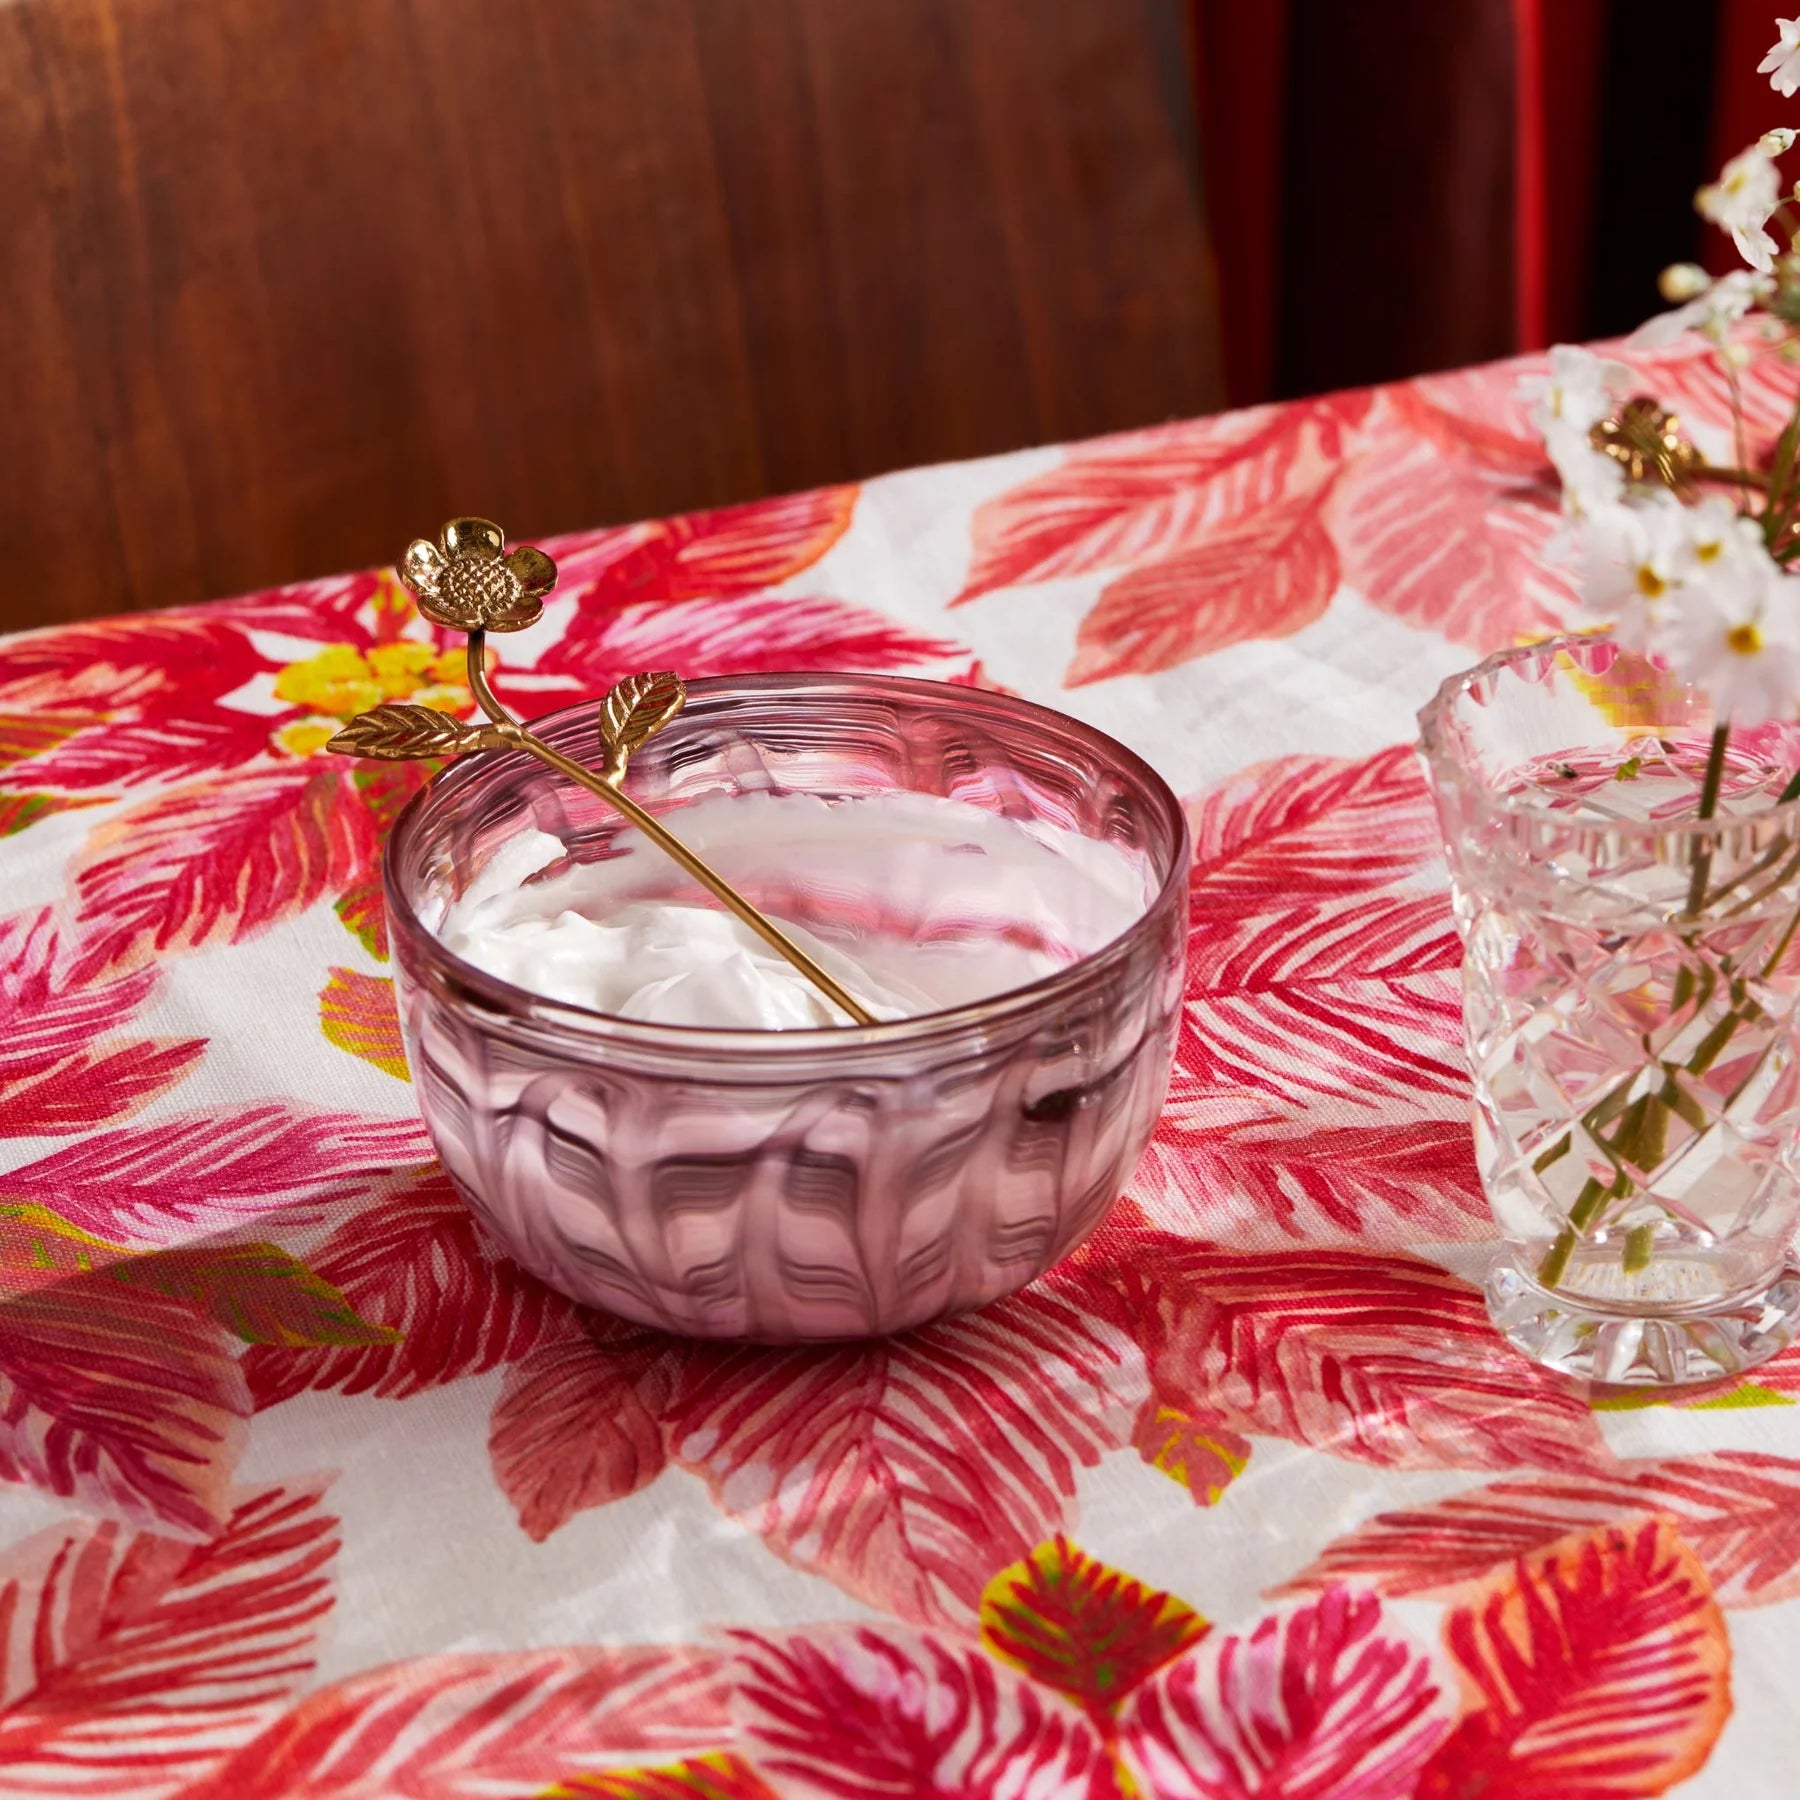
left=1419, top=635, right=1800, bottom=1385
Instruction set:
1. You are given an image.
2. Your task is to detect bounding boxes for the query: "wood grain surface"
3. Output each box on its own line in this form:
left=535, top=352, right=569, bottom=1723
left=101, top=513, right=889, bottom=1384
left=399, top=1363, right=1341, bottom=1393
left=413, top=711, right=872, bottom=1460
left=0, top=0, right=1221, bottom=626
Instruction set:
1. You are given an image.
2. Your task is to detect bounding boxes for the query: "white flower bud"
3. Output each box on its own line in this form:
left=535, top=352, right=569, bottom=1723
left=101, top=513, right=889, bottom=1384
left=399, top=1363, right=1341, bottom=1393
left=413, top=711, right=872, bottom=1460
left=1658, top=262, right=1711, bottom=301
left=1763, top=128, right=1798, bottom=154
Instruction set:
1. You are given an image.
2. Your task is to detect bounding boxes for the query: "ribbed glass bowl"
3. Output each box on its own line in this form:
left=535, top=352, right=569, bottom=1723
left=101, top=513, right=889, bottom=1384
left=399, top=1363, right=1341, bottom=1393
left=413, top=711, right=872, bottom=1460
left=385, top=672, right=1188, bottom=1341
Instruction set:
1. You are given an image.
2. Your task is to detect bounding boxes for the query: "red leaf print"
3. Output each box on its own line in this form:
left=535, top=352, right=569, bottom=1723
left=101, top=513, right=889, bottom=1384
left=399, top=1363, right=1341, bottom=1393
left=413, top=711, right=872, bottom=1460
left=1185, top=746, right=1443, bottom=919
left=244, top=1168, right=568, bottom=1406
left=1066, top=494, right=1338, bottom=685
left=180, top=1644, right=733, bottom=1800
left=3, top=1105, right=432, bottom=1245
left=0, top=909, right=205, bottom=1136
left=1118, top=1234, right=1611, bottom=1475
left=1282, top=1451, right=1800, bottom=1610
left=554, top=485, right=857, bottom=606
left=1135, top=1111, right=1486, bottom=1246
left=1, top=713, right=275, bottom=793
left=318, top=969, right=408, bottom=1079
left=0, top=1483, right=337, bottom=1798
left=540, top=593, right=964, bottom=695
left=0, top=616, right=264, bottom=717
left=75, top=767, right=377, bottom=967
left=1130, top=1401, right=1250, bottom=1506
left=0, top=1279, right=249, bottom=1537
left=488, top=1320, right=674, bottom=1542
left=1179, top=894, right=1465, bottom=1113
left=1415, top=1520, right=1731, bottom=1800
left=665, top=1285, right=1143, bottom=1626
left=1119, top=1586, right=1449, bottom=1800
left=733, top=1625, right=1115, bottom=1800
left=1327, top=394, right=1577, bottom=649
left=1615, top=335, right=1800, bottom=457
left=978, top=1536, right=1207, bottom=1725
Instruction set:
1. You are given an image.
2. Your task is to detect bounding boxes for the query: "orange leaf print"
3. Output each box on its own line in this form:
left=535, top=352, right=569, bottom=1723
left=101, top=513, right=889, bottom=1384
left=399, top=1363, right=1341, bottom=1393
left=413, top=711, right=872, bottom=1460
left=979, top=1536, right=1207, bottom=1726
left=1415, top=1519, right=1731, bottom=1799
left=319, top=969, right=407, bottom=1079
left=1130, top=1401, right=1249, bottom=1505
left=550, top=1753, right=782, bottom=1799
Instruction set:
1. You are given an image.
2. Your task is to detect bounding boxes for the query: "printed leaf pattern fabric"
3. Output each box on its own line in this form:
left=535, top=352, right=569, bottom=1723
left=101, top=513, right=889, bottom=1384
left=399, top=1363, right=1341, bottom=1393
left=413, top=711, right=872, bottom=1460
left=1119, top=1586, right=1451, bottom=1800
left=1415, top=1520, right=1731, bottom=1799
left=0, top=1483, right=338, bottom=1797
left=2, top=357, right=1796, bottom=1795
left=978, top=1536, right=1207, bottom=1724
left=1282, top=1451, right=1800, bottom=1609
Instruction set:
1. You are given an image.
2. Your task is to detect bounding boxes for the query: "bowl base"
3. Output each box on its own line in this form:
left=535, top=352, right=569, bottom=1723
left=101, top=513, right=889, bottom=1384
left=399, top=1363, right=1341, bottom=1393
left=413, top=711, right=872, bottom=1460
left=1486, top=1254, right=1800, bottom=1387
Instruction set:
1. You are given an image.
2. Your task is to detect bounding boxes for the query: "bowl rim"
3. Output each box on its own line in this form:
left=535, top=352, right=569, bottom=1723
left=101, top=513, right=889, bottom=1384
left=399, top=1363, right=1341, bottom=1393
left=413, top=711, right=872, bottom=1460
left=382, top=669, right=1191, bottom=1054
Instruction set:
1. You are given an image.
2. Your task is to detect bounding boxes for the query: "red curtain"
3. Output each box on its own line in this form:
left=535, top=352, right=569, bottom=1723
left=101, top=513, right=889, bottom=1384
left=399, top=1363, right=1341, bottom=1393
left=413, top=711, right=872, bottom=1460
left=1193, top=1, right=1761, bottom=403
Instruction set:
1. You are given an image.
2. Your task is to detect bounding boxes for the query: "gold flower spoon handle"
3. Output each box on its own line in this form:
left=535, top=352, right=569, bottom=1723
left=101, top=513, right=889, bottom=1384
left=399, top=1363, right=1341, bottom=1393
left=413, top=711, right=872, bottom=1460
left=328, top=516, right=877, bottom=1027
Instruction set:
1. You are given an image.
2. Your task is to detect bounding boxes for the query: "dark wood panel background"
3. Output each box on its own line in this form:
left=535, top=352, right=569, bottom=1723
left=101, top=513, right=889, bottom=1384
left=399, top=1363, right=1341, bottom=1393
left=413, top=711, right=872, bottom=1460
left=0, top=0, right=1222, bottom=627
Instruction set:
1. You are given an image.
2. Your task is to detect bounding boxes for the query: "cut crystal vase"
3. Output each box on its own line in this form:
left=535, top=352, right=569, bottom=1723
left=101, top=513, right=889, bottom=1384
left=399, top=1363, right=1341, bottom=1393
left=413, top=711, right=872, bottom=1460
left=1420, top=635, right=1800, bottom=1385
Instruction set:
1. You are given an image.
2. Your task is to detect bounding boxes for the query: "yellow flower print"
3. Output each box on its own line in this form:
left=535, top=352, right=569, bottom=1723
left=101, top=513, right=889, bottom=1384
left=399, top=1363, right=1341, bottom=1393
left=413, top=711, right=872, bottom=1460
left=275, top=641, right=472, bottom=758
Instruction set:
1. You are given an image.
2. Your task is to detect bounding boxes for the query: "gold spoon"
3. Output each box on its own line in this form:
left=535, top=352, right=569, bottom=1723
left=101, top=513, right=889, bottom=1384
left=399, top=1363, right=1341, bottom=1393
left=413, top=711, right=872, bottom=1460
left=328, top=516, right=877, bottom=1026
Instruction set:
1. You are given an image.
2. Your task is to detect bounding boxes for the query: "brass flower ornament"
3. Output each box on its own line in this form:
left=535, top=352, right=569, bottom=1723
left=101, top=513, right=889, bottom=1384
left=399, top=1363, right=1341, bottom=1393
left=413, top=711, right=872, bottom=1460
left=398, top=517, right=557, bottom=633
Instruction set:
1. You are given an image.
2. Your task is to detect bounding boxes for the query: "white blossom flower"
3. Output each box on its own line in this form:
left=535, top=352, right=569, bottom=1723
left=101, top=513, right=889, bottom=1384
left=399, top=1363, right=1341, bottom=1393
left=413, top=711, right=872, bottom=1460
left=1764, top=127, right=1799, bottom=154
left=1632, top=268, right=1771, bottom=347
left=1521, top=345, right=1635, bottom=514
left=1761, top=17, right=1800, bottom=96
left=1663, top=575, right=1800, bottom=724
left=1697, top=143, right=1783, bottom=271
left=1568, top=497, right=1688, bottom=651
left=1569, top=493, right=1771, bottom=663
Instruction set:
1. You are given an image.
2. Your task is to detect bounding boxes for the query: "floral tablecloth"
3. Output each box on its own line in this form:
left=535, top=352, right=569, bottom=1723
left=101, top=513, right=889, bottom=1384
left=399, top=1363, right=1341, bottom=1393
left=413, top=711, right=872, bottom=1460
left=6, top=338, right=1800, bottom=1799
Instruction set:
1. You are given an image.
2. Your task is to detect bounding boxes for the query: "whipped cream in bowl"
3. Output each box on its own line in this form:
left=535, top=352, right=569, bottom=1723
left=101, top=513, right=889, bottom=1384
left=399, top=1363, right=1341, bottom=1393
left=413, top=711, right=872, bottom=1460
left=387, top=673, right=1188, bottom=1340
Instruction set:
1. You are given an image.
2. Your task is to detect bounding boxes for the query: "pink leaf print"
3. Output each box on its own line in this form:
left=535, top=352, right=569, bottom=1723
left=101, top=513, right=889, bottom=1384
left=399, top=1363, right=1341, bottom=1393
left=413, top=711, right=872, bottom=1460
left=0, top=909, right=205, bottom=1136
left=0, top=1483, right=337, bottom=1798
left=75, top=767, right=377, bottom=968
left=1185, top=746, right=1444, bottom=920
left=539, top=592, right=965, bottom=695
left=1117, top=1234, right=1612, bottom=1475
left=1326, top=394, right=1577, bottom=650
left=1281, top=1451, right=1800, bottom=1609
left=1615, top=335, right=1800, bottom=458
left=733, top=1625, right=1116, bottom=1800
left=665, top=1284, right=1144, bottom=1626
left=1118, top=1587, right=1449, bottom=1800
left=180, top=1645, right=734, bottom=1800
left=1415, top=1519, right=1731, bottom=1800
left=1066, top=494, right=1338, bottom=686
left=0, top=1278, right=249, bottom=1537
left=2, top=1105, right=432, bottom=1245
left=245, top=1168, right=569, bottom=1406
left=550, top=485, right=858, bottom=605
left=489, top=1319, right=674, bottom=1542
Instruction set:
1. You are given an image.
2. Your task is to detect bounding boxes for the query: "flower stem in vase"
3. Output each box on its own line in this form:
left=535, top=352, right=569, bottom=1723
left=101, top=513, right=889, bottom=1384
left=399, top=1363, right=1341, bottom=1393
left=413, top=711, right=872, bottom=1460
left=1538, top=725, right=1735, bottom=1290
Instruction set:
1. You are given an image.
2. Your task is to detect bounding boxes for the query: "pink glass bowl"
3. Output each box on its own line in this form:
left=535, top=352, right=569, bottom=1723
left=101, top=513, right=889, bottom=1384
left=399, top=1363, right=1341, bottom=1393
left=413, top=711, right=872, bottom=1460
left=385, top=673, right=1188, bottom=1340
